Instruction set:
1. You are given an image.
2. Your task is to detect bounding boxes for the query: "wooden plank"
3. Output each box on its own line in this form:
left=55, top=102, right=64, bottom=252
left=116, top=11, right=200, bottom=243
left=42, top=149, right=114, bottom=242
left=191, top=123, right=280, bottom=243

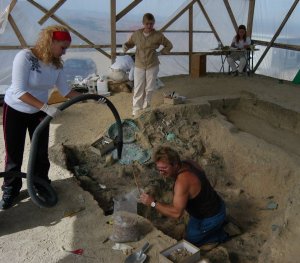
left=160, top=0, right=197, bottom=32
left=0, top=44, right=122, bottom=50
left=189, top=6, right=193, bottom=73
left=70, top=44, right=122, bottom=48
left=253, top=40, right=300, bottom=52
left=167, top=52, right=191, bottom=55
left=0, top=46, right=23, bottom=50
left=8, top=0, right=17, bottom=14
left=247, top=0, right=255, bottom=37
left=116, top=0, right=142, bottom=21
left=253, top=0, right=299, bottom=72
left=116, top=51, right=190, bottom=56
left=191, top=54, right=206, bottom=77
left=38, top=0, right=66, bottom=25
left=223, top=0, right=238, bottom=32
left=27, top=0, right=111, bottom=59
left=196, top=0, right=222, bottom=44
left=117, top=30, right=213, bottom=33
left=111, top=0, right=117, bottom=63
left=8, top=14, right=27, bottom=47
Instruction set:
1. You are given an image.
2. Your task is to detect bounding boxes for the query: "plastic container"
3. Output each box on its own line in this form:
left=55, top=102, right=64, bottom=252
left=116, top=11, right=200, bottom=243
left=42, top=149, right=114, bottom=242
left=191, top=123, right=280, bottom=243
left=159, top=240, right=201, bottom=263
left=110, top=211, right=140, bottom=242
left=113, top=189, right=139, bottom=214
left=97, top=76, right=108, bottom=94
left=74, top=75, right=83, bottom=84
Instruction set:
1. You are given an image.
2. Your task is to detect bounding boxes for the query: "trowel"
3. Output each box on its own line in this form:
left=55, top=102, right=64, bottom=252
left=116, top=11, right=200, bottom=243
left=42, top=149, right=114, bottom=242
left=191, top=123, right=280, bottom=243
left=124, top=242, right=150, bottom=263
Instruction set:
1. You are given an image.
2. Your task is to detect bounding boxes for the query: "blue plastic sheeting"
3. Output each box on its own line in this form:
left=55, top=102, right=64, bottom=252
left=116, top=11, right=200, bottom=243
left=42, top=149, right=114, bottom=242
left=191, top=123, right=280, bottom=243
left=108, top=119, right=139, bottom=144
left=112, top=143, right=151, bottom=165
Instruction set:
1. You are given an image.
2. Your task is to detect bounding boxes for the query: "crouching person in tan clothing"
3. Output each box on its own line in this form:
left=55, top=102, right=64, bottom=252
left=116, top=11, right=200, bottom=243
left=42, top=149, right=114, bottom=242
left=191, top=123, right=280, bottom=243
left=123, top=13, right=173, bottom=117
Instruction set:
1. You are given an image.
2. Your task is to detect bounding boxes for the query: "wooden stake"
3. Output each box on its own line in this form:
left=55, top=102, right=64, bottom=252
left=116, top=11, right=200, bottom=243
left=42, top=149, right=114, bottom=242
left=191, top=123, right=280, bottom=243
left=133, top=169, right=141, bottom=195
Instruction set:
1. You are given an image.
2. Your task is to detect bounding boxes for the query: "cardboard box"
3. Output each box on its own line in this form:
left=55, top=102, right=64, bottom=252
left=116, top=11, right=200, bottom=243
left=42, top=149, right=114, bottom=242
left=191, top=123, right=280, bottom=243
left=90, top=136, right=115, bottom=156
left=48, top=89, right=68, bottom=104
left=159, top=240, right=201, bottom=263
left=164, top=97, right=183, bottom=105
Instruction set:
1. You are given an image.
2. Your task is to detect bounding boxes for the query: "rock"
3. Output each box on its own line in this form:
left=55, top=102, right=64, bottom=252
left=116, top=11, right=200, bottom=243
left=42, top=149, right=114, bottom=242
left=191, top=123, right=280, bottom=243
left=166, top=133, right=176, bottom=141
left=205, top=246, right=230, bottom=263
left=224, top=188, right=243, bottom=196
left=266, top=201, right=278, bottom=210
left=224, top=221, right=242, bottom=237
left=105, top=153, right=116, bottom=166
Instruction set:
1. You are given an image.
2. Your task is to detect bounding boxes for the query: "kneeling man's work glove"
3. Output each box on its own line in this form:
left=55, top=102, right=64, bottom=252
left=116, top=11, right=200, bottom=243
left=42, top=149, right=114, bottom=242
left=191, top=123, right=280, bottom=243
left=40, top=104, right=61, bottom=118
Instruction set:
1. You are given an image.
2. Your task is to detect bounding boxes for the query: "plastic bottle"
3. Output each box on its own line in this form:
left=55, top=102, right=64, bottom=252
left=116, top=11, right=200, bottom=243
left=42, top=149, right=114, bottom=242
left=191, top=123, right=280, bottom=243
left=88, top=79, right=96, bottom=94
left=96, top=76, right=108, bottom=95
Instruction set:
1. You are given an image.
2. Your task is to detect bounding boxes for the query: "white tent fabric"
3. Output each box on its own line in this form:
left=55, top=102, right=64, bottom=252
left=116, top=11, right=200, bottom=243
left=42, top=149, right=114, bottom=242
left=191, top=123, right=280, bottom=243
left=0, top=0, right=299, bottom=86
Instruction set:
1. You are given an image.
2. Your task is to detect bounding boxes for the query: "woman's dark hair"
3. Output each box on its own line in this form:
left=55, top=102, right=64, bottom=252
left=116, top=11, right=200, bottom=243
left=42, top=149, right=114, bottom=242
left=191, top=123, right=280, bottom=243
left=235, top=24, right=247, bottom=42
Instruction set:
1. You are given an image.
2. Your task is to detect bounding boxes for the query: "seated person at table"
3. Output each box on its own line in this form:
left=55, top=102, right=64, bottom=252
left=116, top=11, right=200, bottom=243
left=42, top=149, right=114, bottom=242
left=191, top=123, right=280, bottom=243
left=227, top=24, right=251, bottom=76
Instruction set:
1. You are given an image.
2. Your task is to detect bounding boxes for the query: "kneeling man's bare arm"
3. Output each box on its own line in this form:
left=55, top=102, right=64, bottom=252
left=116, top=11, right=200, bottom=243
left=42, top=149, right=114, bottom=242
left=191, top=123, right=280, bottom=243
left=140, top=174, right=189, bottom=219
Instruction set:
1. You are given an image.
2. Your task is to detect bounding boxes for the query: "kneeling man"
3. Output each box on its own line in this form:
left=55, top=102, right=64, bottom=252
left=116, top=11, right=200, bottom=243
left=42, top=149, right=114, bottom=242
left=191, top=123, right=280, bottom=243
left=140, top=146, right=228, bottom=246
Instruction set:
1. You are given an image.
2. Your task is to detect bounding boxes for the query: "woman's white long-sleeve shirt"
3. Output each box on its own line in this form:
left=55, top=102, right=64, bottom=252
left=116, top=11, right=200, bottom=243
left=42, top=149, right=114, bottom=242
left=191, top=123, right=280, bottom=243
left=5, top=49, right=71, bottom=113
left=231, top=36, right=251, bottom=49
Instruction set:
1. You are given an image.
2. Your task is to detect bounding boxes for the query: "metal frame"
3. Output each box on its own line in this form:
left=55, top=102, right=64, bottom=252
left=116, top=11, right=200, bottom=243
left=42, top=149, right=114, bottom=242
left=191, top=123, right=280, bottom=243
left=0, top=0, right=299, bottom=74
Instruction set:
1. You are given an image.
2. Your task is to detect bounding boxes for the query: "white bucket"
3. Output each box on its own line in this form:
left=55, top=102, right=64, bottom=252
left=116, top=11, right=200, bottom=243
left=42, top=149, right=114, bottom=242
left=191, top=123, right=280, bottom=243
left=97, top=77, right=108, bottom=94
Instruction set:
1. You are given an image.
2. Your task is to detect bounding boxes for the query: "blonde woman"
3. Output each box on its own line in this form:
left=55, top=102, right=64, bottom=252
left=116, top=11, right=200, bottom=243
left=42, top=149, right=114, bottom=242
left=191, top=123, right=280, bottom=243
left=1, top=25, right=80, bottom=209
left=123, top=13, right=173, bottom=116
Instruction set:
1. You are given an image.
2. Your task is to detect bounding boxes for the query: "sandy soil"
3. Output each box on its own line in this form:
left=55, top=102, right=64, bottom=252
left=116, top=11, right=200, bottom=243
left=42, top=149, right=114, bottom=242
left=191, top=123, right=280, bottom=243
left=1, top=73, right=300, bottom=263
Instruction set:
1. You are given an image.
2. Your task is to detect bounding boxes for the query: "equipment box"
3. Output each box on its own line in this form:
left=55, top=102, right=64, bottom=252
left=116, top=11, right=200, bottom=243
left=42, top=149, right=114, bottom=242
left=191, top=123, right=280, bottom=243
left=159, top=240, right=201, bottom=263
left=90, top=136, right=115, bottom=156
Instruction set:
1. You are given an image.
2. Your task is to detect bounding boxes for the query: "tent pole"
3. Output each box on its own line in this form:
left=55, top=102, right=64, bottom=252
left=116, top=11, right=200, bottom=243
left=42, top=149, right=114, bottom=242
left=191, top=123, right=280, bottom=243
left=111, top=0, right=117, bottom=63
left=189, top=5, right=193, bottom=74
left=38, top=0, right=66, bottom=25
left=247, top=0, right=255, bottom=38
left=160, top=0, right=197, bottom=32
left=8, top=0, right=17, bottom=13
left=196, top=0, right=222, bottom=44
left=253, top=0, right=299, bottom=73
left=8, top=15, right=27, bottom=47
left=6, top=0, right=27, bottom=48
left=27, top=0, right=111, bottom=59
left=223, top=0, right=238, bottom=32
left=116, top=0, right=142, bottom=22
left=253, top=40, right=300, bottom=52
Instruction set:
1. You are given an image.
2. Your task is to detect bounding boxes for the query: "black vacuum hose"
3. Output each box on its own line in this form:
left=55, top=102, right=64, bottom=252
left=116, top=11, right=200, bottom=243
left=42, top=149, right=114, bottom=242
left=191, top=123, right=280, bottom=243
left=26, top=94, right=123, bottom=208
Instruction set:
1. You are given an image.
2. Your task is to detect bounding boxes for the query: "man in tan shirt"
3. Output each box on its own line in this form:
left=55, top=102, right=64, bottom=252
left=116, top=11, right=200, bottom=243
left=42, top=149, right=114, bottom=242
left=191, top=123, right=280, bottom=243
left=123, top=13, right=173, bottom=116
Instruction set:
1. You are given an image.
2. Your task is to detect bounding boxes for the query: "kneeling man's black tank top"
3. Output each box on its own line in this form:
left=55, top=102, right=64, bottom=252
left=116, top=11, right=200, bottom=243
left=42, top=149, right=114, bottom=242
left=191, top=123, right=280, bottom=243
left=181, top=160, right=222, bottom=219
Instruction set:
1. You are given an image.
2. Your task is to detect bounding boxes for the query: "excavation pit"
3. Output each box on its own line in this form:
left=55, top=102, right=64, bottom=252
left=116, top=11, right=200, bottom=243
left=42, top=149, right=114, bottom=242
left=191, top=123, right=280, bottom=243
left=61, top=94, right=300, bottom=262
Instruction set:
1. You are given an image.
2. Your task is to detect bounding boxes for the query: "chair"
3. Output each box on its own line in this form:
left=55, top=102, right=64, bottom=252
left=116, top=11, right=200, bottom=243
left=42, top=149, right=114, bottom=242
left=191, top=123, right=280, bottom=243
left=227, top=52, right=251, bottom=76
left=227, top=40, right=254, bottom=76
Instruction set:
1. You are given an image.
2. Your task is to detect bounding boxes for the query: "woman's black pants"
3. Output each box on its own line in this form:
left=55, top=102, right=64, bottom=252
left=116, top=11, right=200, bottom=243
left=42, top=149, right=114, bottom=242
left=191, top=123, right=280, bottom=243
left=2, top=103, right=50, bottom=196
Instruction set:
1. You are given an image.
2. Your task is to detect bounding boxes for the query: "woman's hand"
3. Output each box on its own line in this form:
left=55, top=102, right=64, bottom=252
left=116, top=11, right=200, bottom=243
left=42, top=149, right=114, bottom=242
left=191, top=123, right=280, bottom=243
left=40, top=104, right=61, bottom=118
